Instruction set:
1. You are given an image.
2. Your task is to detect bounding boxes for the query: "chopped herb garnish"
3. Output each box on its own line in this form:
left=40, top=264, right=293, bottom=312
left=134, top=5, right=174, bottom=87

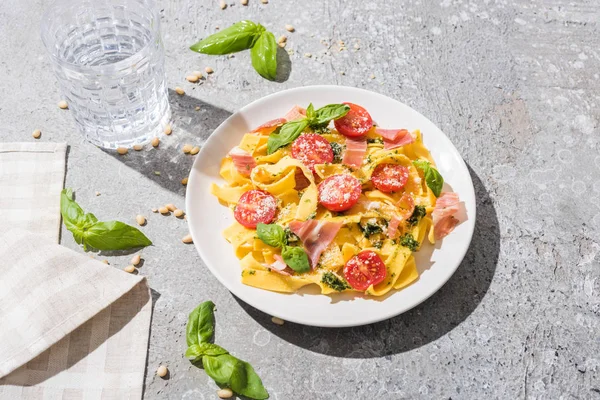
left=372, top=241, right=383, bottom=249
left=307, top=211, right=317, bottom=220
left=360, top=222, right=383, bottom=237
left=407, top=205, right=427, bottom=226
left=330, top=142, right=343, bottom=163
left=399, top=233, right=419, bottom=252
left=321, top=272, right=351, bottom=292
left=367, top=138, right=383, bottom=144
left=284, top=227, right=300, bottom=243
left=248, top=270, right=256, bottom=275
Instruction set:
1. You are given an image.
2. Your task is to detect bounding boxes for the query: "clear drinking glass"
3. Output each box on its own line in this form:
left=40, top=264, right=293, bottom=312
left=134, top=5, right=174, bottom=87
left=41, top=0, right=170, bottom=149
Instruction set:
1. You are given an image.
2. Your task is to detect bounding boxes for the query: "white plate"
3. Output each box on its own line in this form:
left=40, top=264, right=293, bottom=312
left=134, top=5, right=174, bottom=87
left=186, top=85, right=476, bottom=328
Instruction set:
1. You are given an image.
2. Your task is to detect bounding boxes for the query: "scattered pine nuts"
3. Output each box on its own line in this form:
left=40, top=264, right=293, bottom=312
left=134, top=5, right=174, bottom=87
left=163, top=124, right=172, bottom=135
left=151, top=137, right=160, bottom=147
left=133, top=144, right=143, bottom=151
left=261, top=0, right=267, bottom=4
left=285, top=24, right=295, bottom=32
left=136, top=215, right=146, bottom=226
left=95, top=191, right=101, bottom=196
left=58, top=100, right=69, bottom=109
left=192, top=70, right=204, bottom=78
left=32, top=129, right=41, bottom=139
left=181, top=177, right=188, bottom=185
left=304, top=53, right=312, bottom=58
left=182, top=144, right=193, bottom=154
left=154, top=171, right=161, bottom=176
left=165, top=204, right=176, bottom=212
left=241, top=0, right=248, bottom=5
left=190, top=146, right=200, bottom=155
left=102, top=260, right=109, bottom=264
left=278, top=35, right=287, bottom=44
left=205, top=66, right=214, bottom=74
left=186, top=75, right=199, bottom=83
left=219, top=0, right=226, bottom=9
left=217, top=388, right=233, bottom=399
left=278, top=42, right=286, bottom=48
left=182, top=234, right=193, bottom=244
left=195, top=106, right=201, bottom=111
left=156, top=365, right=168, bottom=378
left=124, top=265, right=136, bottom=273
left=159, top=206, right=169, bottom=214
left=131, top=254, right=141, bottom=266
left=370, top=74, right=376, bottom=79
left=271, top=316, right=285, bottom=325
left=175, top=87, right=185, bottom=95
left=174, top=209, right=185, bottom=218
left=117, top=147, right=128, bottom=155
left=152, top=208, right=159, bottom=213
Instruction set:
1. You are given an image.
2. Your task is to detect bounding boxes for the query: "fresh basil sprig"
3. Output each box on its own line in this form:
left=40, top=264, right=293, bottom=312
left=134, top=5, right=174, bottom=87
left=185, top=301, right=269, bottom=400
left=190, top=20, right=278, bottom=81
left=256, top=223, right=286, bottom=248
left=256, top=223, right=310, bottom=273
left=266, top=103, right=350, bottom=154
left=281, top=245, right=310, bottom=273
left=60, top=189, right=151, bottom=251
left=413, top=160, right=444, bottom=197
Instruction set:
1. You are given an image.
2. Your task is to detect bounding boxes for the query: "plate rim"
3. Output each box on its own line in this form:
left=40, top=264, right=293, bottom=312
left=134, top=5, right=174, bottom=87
left=186, top=84, right=476, bottom=327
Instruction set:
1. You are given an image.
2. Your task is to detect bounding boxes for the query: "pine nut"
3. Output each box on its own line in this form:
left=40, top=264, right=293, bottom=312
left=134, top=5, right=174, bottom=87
left=163, top=124, right=172, bottom=135
left=131, top=254, right=141, bottom=266
left=175, top=86, right=185, bottom=95
left=181, top=177, right=188, bottom=185
left=271, top=316, right=284, bottom=325
left=192, top=70, right=204, bottom=78
left=136, top=215, right=146, bottom=226
left=102, top=260, right=109, bottom=264
left=58, top=100, right=69, bottom=109
left=217, top=388, right=233, bottom=399
left=205, top=66, right=214, bottom=74
left=182, top=234, right=193, bottom=244
left=165, top=204, right=176, bottom=211
left=261, top=0, right=268, bottom=4
left=278, top=42, right=286, bottom=48
left=32, top=129, right=41, bottom=139
left=278, top=35, right=287, bottom=44
left=95, top=191, right=101, bottom=196
left=151, top=137, right=160, bottom=147
left=174, top=209, right=184, bottom=218
left=190, top=146, right=200, bottom=155
left=182, top=144, right=193, bottom=154
left=285, top=24, right=295, bottom=32
left=124, top=265, right=136, bottom=273
left=159, top=206, right=169, bottom=214
left=219, top=0, right=226, bottom=9
left=240, top=0, right=248, bottom=5
left=152, top=208, right=158, bottom=213
left=304, top=53, right=312, bottom=58
left=186, top=75, right=199, bottom=83
left=156, top=365, right=168, bottom=378
left=133, top=144, right=143, bottom=151
left=195, top=106, right=201, bottom=111
left=117, top=147, right=128, bottom=155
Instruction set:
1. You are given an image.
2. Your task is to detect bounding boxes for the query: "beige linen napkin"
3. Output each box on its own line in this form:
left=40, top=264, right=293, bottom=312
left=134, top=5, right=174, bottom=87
left=0, top=143, right=152, bottom=399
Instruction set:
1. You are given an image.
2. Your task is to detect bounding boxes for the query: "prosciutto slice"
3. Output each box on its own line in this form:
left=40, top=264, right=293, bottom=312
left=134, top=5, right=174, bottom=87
left=387, top=194, right=415, bottom=239
left=284, top=106, right=307, bottom=121
left=228, top=146, right=256, bottom=177
left=251, top=118, right=287, bottom=135
left=288, top=220, right=342, bottom=268
left=376, top=128, right=407, bottom=141
left=383, top=129, right=415, bottom=150
left=342, top=137, right=367, bottom=167
left=432, top=192, right=460, bottom=240
left=270, top=254, right=293, bottom=276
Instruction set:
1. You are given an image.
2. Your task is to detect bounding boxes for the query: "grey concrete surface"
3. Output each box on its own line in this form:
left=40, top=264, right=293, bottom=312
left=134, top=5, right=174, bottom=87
left=1, top=0, right=599, bottom=399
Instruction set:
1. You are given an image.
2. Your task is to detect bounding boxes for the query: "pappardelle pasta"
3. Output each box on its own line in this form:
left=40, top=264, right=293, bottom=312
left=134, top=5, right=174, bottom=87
left=211, top=102, right=460, bottom=296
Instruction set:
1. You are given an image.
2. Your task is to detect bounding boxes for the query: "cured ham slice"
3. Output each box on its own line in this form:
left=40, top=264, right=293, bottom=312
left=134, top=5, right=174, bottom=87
left=432, top=192, right=460, bottom=240
left=376, top=128, right=407, bottom=141
left=284, top=106, right=307, bottom=121
left=387, top=194, right=415, bottom=239
left=228, top=146, right=256, bottom=177
left=270, top=254, right=293, bottom=276
left=294, top=167, right=311, bottom=190
left=383, top=129, right=415, bottom=150
left=251, top=118, right=287, bottom=135
left=288, top=220, right=342, bottom=268
left=342, top=137, right=367, bottom=167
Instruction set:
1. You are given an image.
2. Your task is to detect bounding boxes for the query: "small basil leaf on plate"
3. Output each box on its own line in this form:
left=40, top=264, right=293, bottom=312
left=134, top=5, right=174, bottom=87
left=267, top=119, right=309, bottom=154
left=413, top=160, right=444, bottom=197
left=190, top=20, right=265, bottom=55
left=281, top=245, right=310, bottom=273
left=250, top=31, right=278, bottom=80
left=84, top=221, right=152, bottom=251
left=186, top=300, right=216, bottom=346
left=312, top=103, right=350, bottom=125
left=256, top=223, right=286, bottom=248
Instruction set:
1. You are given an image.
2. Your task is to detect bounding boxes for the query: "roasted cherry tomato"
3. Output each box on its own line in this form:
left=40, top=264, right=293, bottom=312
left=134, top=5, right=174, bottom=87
left=234, top=190, right=277, bottom=228
left=334, top=102, right=373, bottom=138
left=343, top=250, right=387, bottom=291
left=318, top=174, right=362, bottom=212
left=370, top=163, right=409, bottom=193
left=291, top=134, right=334, bottom=172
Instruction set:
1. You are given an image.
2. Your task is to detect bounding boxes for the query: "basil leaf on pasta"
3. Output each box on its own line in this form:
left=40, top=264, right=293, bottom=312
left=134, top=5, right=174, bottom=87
left=306, top=103, right=315, bottom=120
left=413, top=160, right=444, bottom=197
left=312, top=103, right=350, bottom=126
left=267, top=118, right=309, bottom=154
left=256, top=223, right=286, bottom=248
left=281, top=245, right=310, bottom=273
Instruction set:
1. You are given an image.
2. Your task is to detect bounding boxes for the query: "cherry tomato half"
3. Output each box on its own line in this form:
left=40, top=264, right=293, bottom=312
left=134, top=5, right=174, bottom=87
left=371, top=163, right=409, bottom=193
left=334, top=103, right=373, bottom=138
left=343, top=250, right=387, bottom=291
left=234, top=190, right=277, bottom=228
left=318, top=174, right=362, bottom=212
left=291, top=134, right=334, bottom=172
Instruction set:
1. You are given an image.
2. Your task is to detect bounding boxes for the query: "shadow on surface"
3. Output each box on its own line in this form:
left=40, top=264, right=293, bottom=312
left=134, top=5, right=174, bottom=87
left=236, top=164, right=500, bottom=358
left=274, top=47, right=292, bottom=83
left=141, top=288, right=161, bottom=399
left=102, top=90, right=232, bottom=195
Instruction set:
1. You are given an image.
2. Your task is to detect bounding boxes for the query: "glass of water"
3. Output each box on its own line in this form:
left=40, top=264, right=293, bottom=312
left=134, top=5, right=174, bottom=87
left=41, top=0, right=171, bottom=149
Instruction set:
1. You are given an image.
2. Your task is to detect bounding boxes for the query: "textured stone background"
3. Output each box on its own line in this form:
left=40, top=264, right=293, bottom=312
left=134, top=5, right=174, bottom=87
left=1, top=0, right=599, bottom=399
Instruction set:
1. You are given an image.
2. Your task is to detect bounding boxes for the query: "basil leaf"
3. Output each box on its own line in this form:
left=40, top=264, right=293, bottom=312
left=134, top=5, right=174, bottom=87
left=186, top=301, right=216, bottom=347
left=312, top=104, right=350, bottom=125
left=190, top=21, right=265, bottom=55
left=256, top=223, right=286, bottom=248
left=250, top=31, right=278, bottom=80
left=413, top=160, right=444, bottom=197
left=186, top=343, right=229, bottom=363
left=84, top=221, right=152, bottom=251
left=281, top=245, right=310, bottom=273
left=60, top=189, right=87, bottom=245
left=203, top=355, right=269, bottom=400
left=267, top=119, right=309, bottom=154
left=306, top=103, right=315, bottom=120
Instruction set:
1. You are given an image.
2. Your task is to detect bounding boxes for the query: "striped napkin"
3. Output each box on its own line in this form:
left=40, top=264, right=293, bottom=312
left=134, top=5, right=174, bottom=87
left=0, top=143, right=152, bottom=399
